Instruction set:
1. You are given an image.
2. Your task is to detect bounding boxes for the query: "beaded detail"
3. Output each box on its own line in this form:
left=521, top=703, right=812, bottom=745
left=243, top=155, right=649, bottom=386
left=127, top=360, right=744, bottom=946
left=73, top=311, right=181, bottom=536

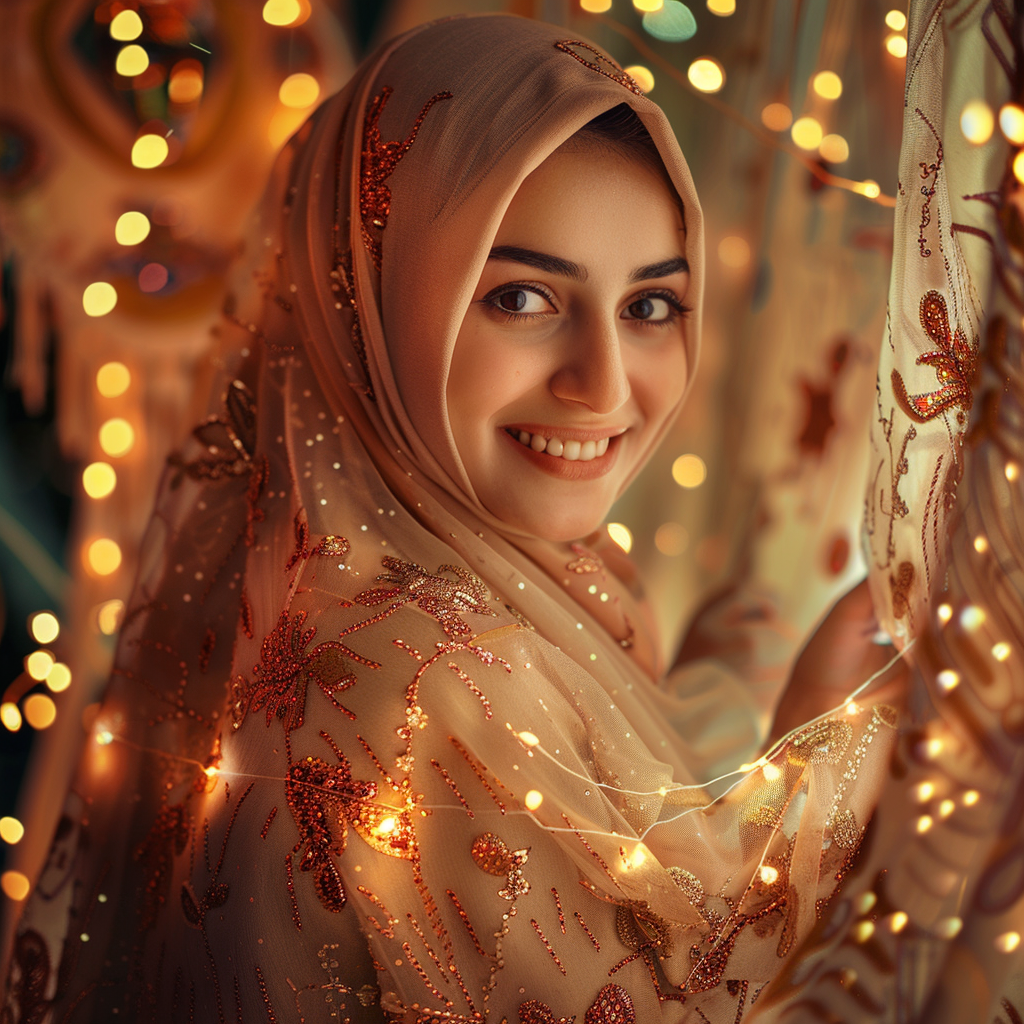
left=553, top=40, right=644, bottom=97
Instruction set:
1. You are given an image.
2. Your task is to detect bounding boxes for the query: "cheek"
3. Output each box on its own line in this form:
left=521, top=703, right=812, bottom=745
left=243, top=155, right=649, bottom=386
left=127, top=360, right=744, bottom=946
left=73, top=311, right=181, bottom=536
left=634, top=343, right=688, bottom=428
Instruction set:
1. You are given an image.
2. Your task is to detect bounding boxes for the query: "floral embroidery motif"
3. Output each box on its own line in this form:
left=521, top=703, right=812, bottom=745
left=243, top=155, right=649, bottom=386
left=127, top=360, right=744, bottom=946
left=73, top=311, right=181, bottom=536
left=286, top=754, right=378, bottom=912
left=360, top=86, right=453, bottom=270
left=554, top=40, right=644, bottom=97
left=891, top=290, right=978, bottom=424
left=470, top=832, right=530, bottom=900
left=247, top=610, right=357, bottom=734
left=355, top=557, right=495, bottom=638
left=169, top=379, right=256, bottom=483
left=518, top=984, right=636, bottom=1024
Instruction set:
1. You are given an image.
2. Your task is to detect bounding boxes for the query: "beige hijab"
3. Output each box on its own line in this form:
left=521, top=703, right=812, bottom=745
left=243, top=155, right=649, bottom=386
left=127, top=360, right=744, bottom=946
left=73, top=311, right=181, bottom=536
left=4, top=16, right=895, bottom=1023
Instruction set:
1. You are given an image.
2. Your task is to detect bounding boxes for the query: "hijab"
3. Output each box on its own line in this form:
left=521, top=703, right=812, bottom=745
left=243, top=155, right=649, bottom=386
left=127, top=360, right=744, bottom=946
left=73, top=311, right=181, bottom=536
left=3, top=16, right=895, bottom=1023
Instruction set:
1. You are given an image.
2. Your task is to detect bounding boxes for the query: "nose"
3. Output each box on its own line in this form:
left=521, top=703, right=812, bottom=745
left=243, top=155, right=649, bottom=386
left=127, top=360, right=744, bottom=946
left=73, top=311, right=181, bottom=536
left=549, top=314, right=631, bottom=414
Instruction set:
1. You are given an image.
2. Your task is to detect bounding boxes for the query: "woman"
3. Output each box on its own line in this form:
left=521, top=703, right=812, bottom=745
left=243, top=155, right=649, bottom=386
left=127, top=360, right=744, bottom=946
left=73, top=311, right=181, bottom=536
left=2, top=15, right=898, bottom=1022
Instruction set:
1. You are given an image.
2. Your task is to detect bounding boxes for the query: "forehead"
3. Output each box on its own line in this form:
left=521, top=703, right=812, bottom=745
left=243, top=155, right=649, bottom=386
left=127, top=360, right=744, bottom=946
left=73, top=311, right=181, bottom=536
left=493, top=148, right=686, bottom=257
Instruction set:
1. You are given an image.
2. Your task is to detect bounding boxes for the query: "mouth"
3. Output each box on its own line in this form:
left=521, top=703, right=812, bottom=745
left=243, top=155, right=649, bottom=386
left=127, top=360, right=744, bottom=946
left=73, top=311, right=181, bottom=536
left=501, top=426, right=624, bottom=480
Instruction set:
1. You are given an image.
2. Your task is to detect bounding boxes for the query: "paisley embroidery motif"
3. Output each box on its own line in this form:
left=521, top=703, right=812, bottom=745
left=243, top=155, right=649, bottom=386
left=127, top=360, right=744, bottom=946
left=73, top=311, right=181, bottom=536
left=891, top=290, right=978, bottom=424
left=518, top=984, right=636, bottom=1024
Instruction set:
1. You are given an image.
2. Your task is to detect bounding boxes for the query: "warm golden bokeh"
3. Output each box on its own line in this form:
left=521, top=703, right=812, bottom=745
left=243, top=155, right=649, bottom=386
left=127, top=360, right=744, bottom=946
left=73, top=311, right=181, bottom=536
left=96, top=362, right=131, bottom=397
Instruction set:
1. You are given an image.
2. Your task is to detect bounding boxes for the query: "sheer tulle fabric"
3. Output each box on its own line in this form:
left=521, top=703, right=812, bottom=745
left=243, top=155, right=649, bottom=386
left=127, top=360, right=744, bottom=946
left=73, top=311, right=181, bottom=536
left=3, top=16, right=895, bottom=1023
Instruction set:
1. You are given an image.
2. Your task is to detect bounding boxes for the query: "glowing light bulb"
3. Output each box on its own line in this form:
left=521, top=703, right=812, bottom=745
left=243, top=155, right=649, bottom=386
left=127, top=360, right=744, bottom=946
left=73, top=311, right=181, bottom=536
left=889, top=911, right=909, bottom=933
left=99, top=418, right=135, bottom=458
left=632, top=0, right=663, bottom=10
left=115, top=44, right=149, bottom=78
left=630, top=845, right=647, bottom=867
left=706, top=0, right=735, bottom=12
left=853, top=920, right=875, bottom=942
left=791, top=116, right=823, bottom=150
left=279, top=73, right=321, bottom=109
left=937, top=602, right=953, bottom=624
left=885, top=9, right=907, bottom=30
left=938, top=799, right=955, bottom=818
left=819, top=134, right=849, bottom=163
left=960, top=604, right=986, bottom=630
left=518, top=731, right=539, bottom=747
left=29, top=612, right=59, bottom=644
left=672, top=454, right=706, bottom=488
left=83, top=462, right=117, bottom=499
left=96, top=729, right=114, bottom=746
left=913, top=781, right=935, bottom=802
left=1014, top=151, right=1024, bottom=185
left=1, top=703, right=22, bottom=732
left=885, top=34, right=908, bottom=58
left=936, top=669, right=960, bottom=692
left=262, top=0, right=300, bottom=25
left=97, top=600, right=125, bottom=636
left=623, top=66, right=655, bottom=94
left=916, top=814, right=933, bottom=833
left=718, top=236, right=750, bottom=268
left=1007, top=461, right=1021, bottom=481
left=524, top=790, right=543, bottom=811
left=996, top=931, right=1021, bottom=953
left=26, top=650, right=54, bottom=681
left=96, top=362, right=131, bottom=397
left=607, top=523, right=633, bottom=553
left=999, top=104, right=1024, bottom=144
left=110, top=9, right=143, bottom=40
left=1, top=872, right=30, bottom=901
left=687, top=58, right=725, bottom=93
left=812, top=71, right=842, bottom=99
left=46, top=663, right=72, bottom=693
left=83, top=282, right=117, bottom=317
left=935, top=917, right=962, bottom=939
left=86, top=539, right=123, bottom=577
left=0, top=817, right=25, bottom=844
left=131, top=134, right=169, bottom=170
left=921, top=737, right=944, bottom=759
left=761, top=103, right=792, bottom=131
left=858, top=180, right=882, bottom=198
left=963, top=789, right=980, bottom=806
left=759, top=865, right=779, bottom=885
left=960, top=100, right=995, bottom=145
left=24, top=694, right=57, bottom=730
left=580, top=0, right=613, bottom=10
left=762, top=763, right=782, bottom=782
left=203, top=765, right=219, bottom=778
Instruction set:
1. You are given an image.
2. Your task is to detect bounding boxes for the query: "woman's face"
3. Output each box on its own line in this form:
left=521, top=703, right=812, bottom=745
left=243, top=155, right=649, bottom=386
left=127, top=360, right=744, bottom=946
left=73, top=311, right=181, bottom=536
left=447, top=143, right=691, bottom=542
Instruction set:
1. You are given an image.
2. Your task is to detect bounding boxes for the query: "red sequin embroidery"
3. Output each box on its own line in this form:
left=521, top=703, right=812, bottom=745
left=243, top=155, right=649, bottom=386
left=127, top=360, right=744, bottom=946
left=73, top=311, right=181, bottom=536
left=553, top=40, right=644, bottom=97
left=360, top=86, right=453, bottom=270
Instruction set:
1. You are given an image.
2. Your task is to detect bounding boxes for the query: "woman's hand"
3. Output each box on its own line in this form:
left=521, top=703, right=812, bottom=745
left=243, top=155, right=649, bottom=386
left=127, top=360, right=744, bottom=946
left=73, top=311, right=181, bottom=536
left=769, top=578, right=909, bottom=743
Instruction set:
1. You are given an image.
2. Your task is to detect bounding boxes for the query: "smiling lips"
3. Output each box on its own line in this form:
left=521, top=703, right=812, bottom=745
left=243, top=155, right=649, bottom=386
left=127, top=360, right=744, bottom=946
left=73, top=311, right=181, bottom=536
left=502, top=427, right=622, bottom=481
left=509, top=429, right=611, bottom=462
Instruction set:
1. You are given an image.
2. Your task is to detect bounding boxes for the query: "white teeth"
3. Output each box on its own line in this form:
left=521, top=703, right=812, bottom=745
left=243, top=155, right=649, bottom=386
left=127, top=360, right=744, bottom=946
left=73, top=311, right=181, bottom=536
left=509, top=430, right=613, bottom=462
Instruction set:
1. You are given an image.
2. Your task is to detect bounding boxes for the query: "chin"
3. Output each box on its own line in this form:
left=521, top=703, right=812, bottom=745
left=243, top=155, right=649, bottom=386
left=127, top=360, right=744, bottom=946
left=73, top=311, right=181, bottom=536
left=500, top=504, right=609, bottom=544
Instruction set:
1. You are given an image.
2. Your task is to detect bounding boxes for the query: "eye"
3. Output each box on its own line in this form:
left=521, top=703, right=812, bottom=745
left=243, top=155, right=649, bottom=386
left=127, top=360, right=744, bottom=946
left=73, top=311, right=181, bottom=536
left=483, top=284, right=556, bottom=319
left=622, top=294, right=675, bottom=322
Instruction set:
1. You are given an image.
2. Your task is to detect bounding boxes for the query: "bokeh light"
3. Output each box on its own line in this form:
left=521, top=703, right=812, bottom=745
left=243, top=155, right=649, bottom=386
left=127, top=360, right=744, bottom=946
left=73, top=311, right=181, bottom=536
left=97, top=600, right=125, bottom=636
left=279, top=73, right=321, bottom=109
left=672, top=454, right=707, bottom=488
left=83, top=462, right=117, bottom=499
left=885, top=9, right=907, bottom=30
left=83, top=282, right=117, bottom=317
left=1, top=872, right=30, bottom=901
left=99, top=419, right=135, bottom=458
left=138, top=263, right=169, bottom=293
left=642, top=1, right=697, bottom=41
left=580, top=0, right=613, bottom=10
left=97, top=362, right=131, bottom=397
left=115, top=44, right=150, bottom=78
left=86, top=539, right=123, bottom=577
left=1014, top=151, right=1024, bottom=185
left=26, top=650, right=54, bottom=681
left=131, top=134, right=169, bottom=169
left=29, top=612, right=59, bottom=645
left=961, top=100, right=995, bottom=144
left=168, top=63, right=204, bottom=104
left=999, top=104, right=1024, bottom=143
left=115, top=211, right=150, bottom=246
left=524, top=790, right=543, bottom=810
left=761, top=103, right=792, bottom=131
left=996, top=932, right=1022, bottom=953
left=791, top=116, right=823, bottom=150
left=0, top=817, right=25, bottom=844
left=632, top=0, right=663, bottom=10
left=24, top=694, right=57, bottom=730
left=1, top=703, right=22, bottom=732
left=687, top=58, right=725, bottom=93
left=993, top=642, right=1012, bottom=662
left=812, top=71, right=842, bottom=99
left=707, top=0, right=735, bottom=13
left=110, top=9, right=144, bottom=40
left=263, top=0, right=300, bottom=25
left=819, top=133, right=850, bottom=163
left=607, top=523, right=633, bottom=553
left=623, top=66, right=655, bottom=93
left=885, top=34, right=908, bottom=58
left=718, top=236, right=750, bottom=268
left=654, top=522, right=688, bottom=556
left=46, top=663, right=72, bottom=693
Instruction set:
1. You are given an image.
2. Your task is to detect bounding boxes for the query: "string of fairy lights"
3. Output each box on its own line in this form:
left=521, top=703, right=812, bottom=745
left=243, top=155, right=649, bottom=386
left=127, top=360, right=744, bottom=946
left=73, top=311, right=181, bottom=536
left=3, top=2, right=1023, bottom=975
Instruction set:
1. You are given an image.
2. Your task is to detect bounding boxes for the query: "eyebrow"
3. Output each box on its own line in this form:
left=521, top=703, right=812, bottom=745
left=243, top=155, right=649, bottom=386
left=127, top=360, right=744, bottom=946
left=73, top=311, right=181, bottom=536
left=487, top=246, right=689, bottom=285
